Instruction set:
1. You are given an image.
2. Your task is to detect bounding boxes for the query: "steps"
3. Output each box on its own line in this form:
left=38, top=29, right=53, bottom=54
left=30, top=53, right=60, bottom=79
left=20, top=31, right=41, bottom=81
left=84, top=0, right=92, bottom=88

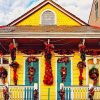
left=40, top=54, right=56, bottom=100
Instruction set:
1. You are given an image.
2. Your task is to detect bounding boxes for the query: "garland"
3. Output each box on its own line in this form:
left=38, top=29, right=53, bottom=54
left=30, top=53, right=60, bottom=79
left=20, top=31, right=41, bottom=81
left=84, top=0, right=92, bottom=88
left=27, top=56, right=38, bottom=84
left=89, top=67, right=99, bottom=86
left=26, top=56, right=38, bottom=64
left=0, top=67, right=8, bottom=84
left=88, top=87, right=94, bottom=100
left=77, top=61, right=86, bottom=85
left=28, top=66, right=35, bottom=84
left=34, top=89, right=38, bottom=100
left=3, top=86, right=9, bottom=100
left=9, top=43, right=19, bottom=85
left=43, top=42, right=54, bottom=85
left=9, top=62, right=19, bottom=85
left=60, top=66, right=67, bottom=82
left=58, top=88, right=65, bottom=100
left=57, top=56, right=69, bottom=64
left=78, top=43, right=86, bottom=86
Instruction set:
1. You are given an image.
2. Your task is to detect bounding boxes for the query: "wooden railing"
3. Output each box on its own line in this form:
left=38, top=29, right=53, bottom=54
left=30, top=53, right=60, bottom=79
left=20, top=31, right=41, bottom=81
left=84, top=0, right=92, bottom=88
left=0, top=85, right=100, bottom=99
left=0, top=86, right=34, bottom=100
left=64, top=86, right=100, bottom=100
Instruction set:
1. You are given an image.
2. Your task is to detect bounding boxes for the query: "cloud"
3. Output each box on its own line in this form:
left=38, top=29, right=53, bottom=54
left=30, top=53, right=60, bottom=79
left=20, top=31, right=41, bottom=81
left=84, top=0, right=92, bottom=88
left=0, top=0, right=93, bottom=25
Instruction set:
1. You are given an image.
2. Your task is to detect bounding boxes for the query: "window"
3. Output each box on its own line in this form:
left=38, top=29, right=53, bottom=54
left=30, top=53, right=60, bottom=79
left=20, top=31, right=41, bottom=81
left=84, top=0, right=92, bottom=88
left=95, top=2, right=98, bottom=18
left=41, top=10, right=55, bottom=25
left=0, top=57, right=9, bottom=65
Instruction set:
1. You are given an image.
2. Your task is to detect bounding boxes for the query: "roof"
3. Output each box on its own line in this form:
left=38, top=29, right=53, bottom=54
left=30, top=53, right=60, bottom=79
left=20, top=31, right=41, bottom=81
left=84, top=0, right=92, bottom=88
left=8, top=0, right=87, bottom=26
left=0, top=26, right=100, bottom=33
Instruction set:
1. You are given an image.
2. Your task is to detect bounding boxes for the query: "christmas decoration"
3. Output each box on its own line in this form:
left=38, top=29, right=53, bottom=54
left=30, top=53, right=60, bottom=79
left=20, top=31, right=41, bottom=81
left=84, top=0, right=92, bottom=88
left=9, top=62, right=19, bottom=85
left=86, top=50, right=100, bottom=55
left=33, top=89, right=38, bottom=100
left=0, top=67, right=8, bottom=84
left=9, top=43, right=16, bottom=62
left=28, top=67, right=35, bottom=84
left=55, top=49, right=74, bottom=55
left=20, top=49, right=41, bottom=55
left=58, top=88, right=65, bottom=100
left=89, top=67, right=99, bottom=86
left=3, top=85, right=9, bottom=100
left=27, top=56, right=38, bottom=64
left=88, top=86, right=94, bottom=100
left=57, top=56, right=69, bottom=64
left=43, top=42, right=54, bottom=85
left=79, top=43, right=86, bottom=61
left=77, top=61, right=86, bottom=85
left=60, top=66, right=67, bottom=82
left=78, top=40, right=86, bottom=86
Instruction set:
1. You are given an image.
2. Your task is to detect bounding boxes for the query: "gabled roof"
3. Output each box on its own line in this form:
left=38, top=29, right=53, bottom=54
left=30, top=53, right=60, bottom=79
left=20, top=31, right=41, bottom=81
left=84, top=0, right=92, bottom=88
left=8, top=0, right=88, bottom=26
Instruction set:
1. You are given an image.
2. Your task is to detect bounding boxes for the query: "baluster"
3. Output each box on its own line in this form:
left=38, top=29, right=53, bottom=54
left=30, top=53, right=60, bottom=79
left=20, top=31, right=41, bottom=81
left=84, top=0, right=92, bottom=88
left=71, top=87, right=73, bottom=100
left=65, top=88, right=67, bottom=100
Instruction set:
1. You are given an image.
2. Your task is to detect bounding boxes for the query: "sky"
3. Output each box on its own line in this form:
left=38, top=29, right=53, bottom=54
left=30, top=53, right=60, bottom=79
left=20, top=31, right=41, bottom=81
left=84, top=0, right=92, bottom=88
left=0, top=0, right=93, bottom=25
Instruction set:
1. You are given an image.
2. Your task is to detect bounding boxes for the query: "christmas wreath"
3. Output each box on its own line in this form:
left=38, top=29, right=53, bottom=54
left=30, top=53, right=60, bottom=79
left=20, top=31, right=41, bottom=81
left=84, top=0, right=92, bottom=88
left=27, top=56, right=38, bottom=64
left=0, top=67, right=8, bottom=84
left=28, top=67, right=35, bottom=84
left=77, top=61, right=86, bottom=86
left=89, top=67, right=99, bottom=86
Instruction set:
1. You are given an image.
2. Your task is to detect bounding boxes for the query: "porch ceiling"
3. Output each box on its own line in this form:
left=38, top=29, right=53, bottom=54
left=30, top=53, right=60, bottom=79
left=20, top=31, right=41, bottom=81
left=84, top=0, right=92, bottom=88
left=0, top=38, right=100, bottom=54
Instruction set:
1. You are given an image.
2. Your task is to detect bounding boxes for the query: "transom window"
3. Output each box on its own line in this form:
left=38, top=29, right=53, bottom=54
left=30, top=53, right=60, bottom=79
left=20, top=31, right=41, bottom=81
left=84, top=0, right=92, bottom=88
left=41, top=10, right=55, bottom=25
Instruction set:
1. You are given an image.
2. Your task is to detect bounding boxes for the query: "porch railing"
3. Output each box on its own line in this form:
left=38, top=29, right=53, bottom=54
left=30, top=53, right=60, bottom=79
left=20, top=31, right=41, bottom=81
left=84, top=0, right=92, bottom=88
left=0, top=86, right=34, bottom=100
left=64, top=86, right=100, bottom=100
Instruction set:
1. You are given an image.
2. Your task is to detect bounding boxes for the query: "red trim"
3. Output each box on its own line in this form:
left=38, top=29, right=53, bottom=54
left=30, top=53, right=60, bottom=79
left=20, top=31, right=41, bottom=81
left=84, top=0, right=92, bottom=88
left=8, top=0, right=88, bottom=26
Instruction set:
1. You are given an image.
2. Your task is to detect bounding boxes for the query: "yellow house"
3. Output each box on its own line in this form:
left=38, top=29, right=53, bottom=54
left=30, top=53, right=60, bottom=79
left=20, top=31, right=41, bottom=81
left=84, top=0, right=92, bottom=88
left=0, top=0, right=100, bottom=100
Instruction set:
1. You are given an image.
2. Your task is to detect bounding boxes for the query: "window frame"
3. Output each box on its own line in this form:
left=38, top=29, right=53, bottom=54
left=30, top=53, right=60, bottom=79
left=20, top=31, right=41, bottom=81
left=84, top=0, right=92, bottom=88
left=40, top=9, right=56, bottom=25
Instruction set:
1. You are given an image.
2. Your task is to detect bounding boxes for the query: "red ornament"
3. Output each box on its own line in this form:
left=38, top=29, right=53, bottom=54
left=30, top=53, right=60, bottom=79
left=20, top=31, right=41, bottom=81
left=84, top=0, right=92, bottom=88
left=88, top=87, right=94, bottom=100
left=3, top=86, right=9, bottom=100
left=59, top=88, right=65, bottom=100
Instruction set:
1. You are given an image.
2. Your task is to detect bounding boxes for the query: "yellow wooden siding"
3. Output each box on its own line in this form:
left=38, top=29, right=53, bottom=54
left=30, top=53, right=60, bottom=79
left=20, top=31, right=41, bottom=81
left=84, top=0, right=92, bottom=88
left=10, top=52, right=24, bottom=85
left=40, top=52, right=56, bottom=100
left=17, top=4, right=81, bottom=26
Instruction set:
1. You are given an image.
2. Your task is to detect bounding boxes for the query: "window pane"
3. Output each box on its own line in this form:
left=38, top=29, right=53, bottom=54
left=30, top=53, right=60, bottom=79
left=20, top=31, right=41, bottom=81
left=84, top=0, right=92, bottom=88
left=3, top=57, right=9, bottom=64
left=41, top=10, right=55, bottom=25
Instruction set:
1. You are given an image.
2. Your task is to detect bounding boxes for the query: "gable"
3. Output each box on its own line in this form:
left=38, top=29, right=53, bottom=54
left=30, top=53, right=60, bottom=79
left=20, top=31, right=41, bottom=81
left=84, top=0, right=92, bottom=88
left=8, top=0, right=87, bottom=26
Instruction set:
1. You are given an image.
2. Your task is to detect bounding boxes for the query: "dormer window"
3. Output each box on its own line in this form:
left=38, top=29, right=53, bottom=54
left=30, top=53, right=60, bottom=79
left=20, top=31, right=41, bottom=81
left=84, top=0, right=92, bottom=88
left=41, top=10, right=56, bottom=25
left=95, top=2, right=98, bottom=18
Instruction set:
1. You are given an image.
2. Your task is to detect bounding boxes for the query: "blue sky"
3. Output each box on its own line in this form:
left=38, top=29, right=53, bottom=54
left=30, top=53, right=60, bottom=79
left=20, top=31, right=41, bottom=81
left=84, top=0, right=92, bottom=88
left=0, top=0, right=93, bottom=25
